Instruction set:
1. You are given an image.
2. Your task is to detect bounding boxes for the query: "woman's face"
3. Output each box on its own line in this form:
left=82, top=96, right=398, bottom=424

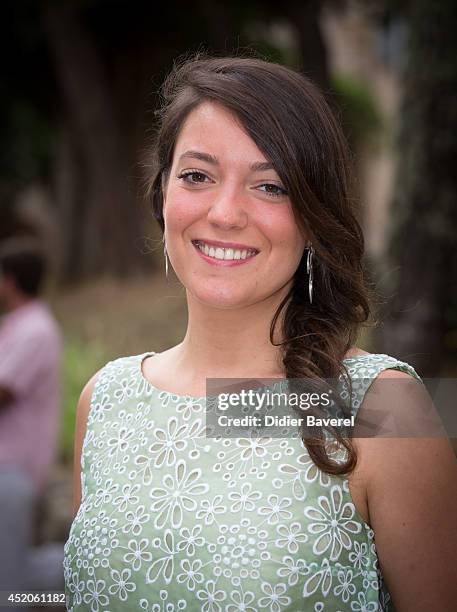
left=163, top=101, right=307, bottom=310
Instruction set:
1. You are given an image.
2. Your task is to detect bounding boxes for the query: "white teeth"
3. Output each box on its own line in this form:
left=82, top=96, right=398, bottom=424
left=195, top=241, right=257, bottom=261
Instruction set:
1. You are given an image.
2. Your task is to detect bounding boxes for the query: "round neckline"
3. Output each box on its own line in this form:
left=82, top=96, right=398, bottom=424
left=137, top=350, right=378, bottom=401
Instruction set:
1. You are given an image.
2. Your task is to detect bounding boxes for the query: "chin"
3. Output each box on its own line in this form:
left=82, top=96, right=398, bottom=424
left=189, top=284, right=258, bottom=310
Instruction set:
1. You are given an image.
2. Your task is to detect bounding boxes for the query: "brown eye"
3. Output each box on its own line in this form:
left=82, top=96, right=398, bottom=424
left=258, top=183, right=288, bottom=198
left=177, top=171, right=210, bottom=184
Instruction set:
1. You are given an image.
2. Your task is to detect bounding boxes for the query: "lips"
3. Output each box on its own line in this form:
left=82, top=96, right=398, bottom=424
left=192, top=239, right=259, bottom=251
left=191, top=239, right=259, bottom=263
left=192, top=240, right=260, bottom=266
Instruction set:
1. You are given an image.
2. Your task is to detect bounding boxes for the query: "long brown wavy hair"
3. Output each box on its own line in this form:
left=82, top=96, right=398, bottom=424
left=145, top=53, right=373, bottom=476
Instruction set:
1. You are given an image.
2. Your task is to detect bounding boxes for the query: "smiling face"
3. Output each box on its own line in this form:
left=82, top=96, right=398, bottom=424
left=162, top=101, right=307, bottom=310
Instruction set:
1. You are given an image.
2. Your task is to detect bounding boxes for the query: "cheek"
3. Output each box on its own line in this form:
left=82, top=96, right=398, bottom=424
left=256, top=205, right=305, bottom=254
left=164, top=187, right=208, bottom=234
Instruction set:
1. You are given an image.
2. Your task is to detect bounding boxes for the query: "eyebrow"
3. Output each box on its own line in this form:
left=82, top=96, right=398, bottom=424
left=178, top=150, right=275, bottom=172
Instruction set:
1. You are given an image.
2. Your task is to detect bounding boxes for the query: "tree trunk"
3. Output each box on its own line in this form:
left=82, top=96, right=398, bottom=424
left=375, top=0, right=457, bottom=375
left=286, top=0, right=330, bottom=91
left=42, top=3, right=146, bottom=279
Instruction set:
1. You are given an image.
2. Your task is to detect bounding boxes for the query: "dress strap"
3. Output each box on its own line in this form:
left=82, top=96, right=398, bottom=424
left=341, top=353, right=422, bottom=418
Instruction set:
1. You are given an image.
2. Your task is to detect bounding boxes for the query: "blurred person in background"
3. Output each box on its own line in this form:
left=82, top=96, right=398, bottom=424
left=0, top=238, right=64, bottom=598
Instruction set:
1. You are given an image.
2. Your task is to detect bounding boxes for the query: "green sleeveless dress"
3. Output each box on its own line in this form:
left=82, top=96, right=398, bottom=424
left=63, top=352, right=421, bottom=611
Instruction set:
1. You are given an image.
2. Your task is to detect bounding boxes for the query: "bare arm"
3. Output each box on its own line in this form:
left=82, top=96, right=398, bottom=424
left=358, top=371, right=457, bottom=611
left=72, top=371, right=101, bottom=518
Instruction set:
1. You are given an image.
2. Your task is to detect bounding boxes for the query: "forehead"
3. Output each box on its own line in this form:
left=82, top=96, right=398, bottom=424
left=173, top=101, right=270, bottom=167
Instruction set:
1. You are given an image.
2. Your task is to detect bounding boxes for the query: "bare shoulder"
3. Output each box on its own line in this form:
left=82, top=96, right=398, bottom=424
left=352, top=367, right=434, bottom=485
left=352, top=366, right=456, bottom=527
left=75, top=370, right=104, bottom=427
left=72, top=368, right=104, bottom=517
left=79, top=371, right=100, bottom=407
left=348, top=364, right=432, bottom=525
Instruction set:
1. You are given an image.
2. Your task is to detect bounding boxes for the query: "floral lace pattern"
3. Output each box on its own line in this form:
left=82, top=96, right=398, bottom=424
left=64, top=352, right=420, bottom=611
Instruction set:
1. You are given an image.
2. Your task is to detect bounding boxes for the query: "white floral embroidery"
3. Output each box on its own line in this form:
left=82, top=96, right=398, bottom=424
left=176, top=558, right=204, bottom=590
left=350, top=591, right=378, bottom=611
left=258, top=582, right=291, bottom=611
left=113, top=377, right=136, bottom=403
left=276, top=556, right=309, bottom=587
left=228, top=482, right=262, bottom=513
left=226, top=589, right=256, bottom=611
left=334, top=567, right=357, bottom=603
left=68, top=572, right=84, bottom=606
left=305, top=485, right=361, bottom=560
left=106, top=425, right=136, bottom=456
left=65, top=352, right=419, bottom=610
left=146, top=529, right=175, bottom=585
left=258, top=493, right=293, bottom=524
left=93, top=478, right=119, bottom=508
left=108, top=568, right=135, bottom=601
left=177, top=524, right=205, bottom=556
left=149, top=416, right=188, bottom=467
left=349, top=541, right=370, bottom=571
left=196, top=495, right=226, bottom=525
left=276, top=521, right=308, bottom=553
left=196, top=580, right=226, bottom=611
left=82, top=578, right=109, bottom=612
left=149, top=460, right=209, bottom=529
left=303, top=558, right=333, bottom=598
left=122, top=537, right=152, bottom=571
left=112, top=482, right=140, bottom=512
left=140, top=591, right=187, bottom=611
left=122, top=504, right=149, bottom=536
left=176, top=396, right=203, bottom=420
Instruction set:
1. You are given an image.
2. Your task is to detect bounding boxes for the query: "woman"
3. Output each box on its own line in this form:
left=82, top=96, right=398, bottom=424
left=64, top=55, right=457, bottom=611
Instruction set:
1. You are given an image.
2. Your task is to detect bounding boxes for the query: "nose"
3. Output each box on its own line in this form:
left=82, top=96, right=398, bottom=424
left=206, top=184, right=248, bottom=231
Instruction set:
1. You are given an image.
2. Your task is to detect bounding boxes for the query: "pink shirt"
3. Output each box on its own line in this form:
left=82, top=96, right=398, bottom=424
left=0, top=299, right=62, bottom=495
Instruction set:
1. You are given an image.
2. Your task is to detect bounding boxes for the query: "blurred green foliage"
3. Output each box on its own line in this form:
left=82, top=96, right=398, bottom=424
left=331, top=73, right=383, bottom=149
left=60, top=338, right=109, bottom=463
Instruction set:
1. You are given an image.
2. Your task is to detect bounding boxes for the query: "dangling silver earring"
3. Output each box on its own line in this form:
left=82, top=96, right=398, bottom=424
left=306, top=241, right=314, bottom=304
left=163, top=234, right=169, bottom=278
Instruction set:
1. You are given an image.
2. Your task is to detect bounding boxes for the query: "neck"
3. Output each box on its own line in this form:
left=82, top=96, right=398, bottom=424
left=5, top=293, right=35, bottom=313
left=175, top=288, right=291, bottom=380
